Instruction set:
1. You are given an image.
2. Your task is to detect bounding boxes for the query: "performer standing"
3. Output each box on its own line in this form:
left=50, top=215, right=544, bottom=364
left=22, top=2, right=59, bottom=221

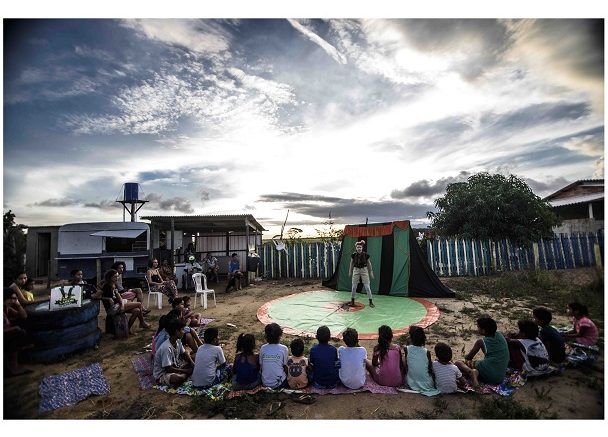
left=349, top=240, right=375, bottom=308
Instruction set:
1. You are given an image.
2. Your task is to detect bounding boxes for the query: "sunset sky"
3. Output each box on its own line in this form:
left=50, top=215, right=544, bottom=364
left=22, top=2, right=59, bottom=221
left=2, top=10, right=604, bottom=237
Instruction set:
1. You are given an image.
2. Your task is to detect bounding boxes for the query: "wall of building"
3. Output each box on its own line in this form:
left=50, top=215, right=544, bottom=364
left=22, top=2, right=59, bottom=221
left=552, top=218, right=604, bottom=235
left=25, top=226, right=60, bottom=279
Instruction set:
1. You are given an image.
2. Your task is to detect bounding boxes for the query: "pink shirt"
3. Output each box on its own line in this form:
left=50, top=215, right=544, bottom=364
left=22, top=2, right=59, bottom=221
left=574, top=316, right=598, bottom=346
left=372, top=344, right=402, bottom=387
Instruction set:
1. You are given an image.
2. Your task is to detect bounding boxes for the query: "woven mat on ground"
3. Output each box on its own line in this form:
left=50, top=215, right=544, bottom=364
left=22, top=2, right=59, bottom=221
left=131, top=352, right=155, bottom=390
left=39, top=363, right=110, bottom=413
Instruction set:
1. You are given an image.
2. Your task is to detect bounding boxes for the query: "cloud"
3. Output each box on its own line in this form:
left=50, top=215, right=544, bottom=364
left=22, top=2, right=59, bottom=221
left=561, top=134, right=604, bottom=157
left=121, top=19, right=232, bottom=55
left=287, top=19, right=347, bottom=65
left=258, top=193, right=344, bottom=203
left=83, top=200, right=120, bottom=210
left=257, top=191, right=433, bottom=222
left=143, top=192, right=194, bottom=214
left=391, top=171, right=472, bottom=199
left=30, top=198, right=81, bottom=207
left=593, top=156, right=604, bottom=179
left=505, top=19, right=604, bottom=111
left=479, top=101, right=591, bottom=135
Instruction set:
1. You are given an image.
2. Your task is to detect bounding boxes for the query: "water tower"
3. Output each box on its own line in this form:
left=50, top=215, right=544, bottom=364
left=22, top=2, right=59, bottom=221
left=116, top=182, right=148, bottom=222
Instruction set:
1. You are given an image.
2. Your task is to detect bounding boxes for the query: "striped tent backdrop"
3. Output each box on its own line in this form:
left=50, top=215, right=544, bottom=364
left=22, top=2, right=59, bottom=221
left=426, top=231, right=604, bottom=276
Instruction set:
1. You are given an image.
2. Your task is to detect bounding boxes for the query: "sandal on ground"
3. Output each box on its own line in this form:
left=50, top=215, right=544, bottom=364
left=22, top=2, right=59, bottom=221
left=291, top=394, right=316, bottom=405
left=142, top=308, right=152, bottom=315
left=266, top=401, right=285, bottom=416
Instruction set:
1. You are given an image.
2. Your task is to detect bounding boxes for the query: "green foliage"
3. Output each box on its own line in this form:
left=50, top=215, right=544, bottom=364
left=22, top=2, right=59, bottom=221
left=3, top=210, right=27, bottom=285
left=315, top=216, right=344, bottom=243
left=428, top=173, right=560, bottom=246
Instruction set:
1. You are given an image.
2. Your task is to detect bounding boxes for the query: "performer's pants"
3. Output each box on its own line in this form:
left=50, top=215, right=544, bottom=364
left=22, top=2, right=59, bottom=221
left=352, top=267, right=373, bottom=300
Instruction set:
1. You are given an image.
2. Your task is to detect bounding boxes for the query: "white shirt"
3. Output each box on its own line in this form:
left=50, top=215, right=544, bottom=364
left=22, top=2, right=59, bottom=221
left=192, top=343, right=226, bottom=387
left=432, top=361, right=462, bottom=394
left=153, top=339, right=185, bottom=381
left=259, top=343, right=289, bottom=388
left=338, top=345, right=368, bottom=389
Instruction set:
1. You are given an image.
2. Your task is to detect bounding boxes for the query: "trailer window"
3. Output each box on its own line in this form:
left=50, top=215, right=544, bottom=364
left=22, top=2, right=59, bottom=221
left=106, top=234, right=147, bottom=252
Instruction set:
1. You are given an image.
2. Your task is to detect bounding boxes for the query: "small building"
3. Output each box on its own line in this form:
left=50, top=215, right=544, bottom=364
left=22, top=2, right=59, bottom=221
left=25, top=226, right=60, bottom=279
left=545, top=179, right=604, bottom=234
left=140, top=214, right=266, bottom=281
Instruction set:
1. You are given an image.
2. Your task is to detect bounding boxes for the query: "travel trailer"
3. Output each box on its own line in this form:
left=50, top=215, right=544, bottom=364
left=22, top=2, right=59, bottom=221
left=56, top=221, right=150, bottom=283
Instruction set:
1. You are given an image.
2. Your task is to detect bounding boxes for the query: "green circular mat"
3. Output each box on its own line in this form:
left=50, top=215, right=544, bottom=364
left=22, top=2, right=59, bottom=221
left=257, top=290, right=439, bottom=339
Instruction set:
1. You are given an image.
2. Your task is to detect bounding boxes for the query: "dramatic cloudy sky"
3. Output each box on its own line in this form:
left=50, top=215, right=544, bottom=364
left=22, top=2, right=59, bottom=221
left=3, top=18, right=604, bottom=237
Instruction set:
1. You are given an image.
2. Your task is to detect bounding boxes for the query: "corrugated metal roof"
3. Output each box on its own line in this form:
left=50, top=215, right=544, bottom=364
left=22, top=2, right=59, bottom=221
left=544, top=179, right=604, bottom=200
left=549, top=192, right=604, bottom=207
left=139, top=214, right=266, bottom=232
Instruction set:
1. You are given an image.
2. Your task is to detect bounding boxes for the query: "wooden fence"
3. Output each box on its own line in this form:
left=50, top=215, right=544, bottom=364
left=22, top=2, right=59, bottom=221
left=261, top=242, right=341, bottom=279
left=259, top=232, right=603, bottom=279
left=426, top=231, right=604, bottom=276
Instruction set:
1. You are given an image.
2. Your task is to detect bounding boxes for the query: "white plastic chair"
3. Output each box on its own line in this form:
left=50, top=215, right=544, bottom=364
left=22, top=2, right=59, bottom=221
left=192, top=273, right=216, bottom=310
left=145, top=275, right=163, bottom=309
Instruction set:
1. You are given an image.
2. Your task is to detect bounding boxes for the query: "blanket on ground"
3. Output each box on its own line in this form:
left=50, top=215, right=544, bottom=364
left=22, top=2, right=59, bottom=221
left=131, top=352, right=155, bottom=390
left=39, top=363, right=110, bottom=413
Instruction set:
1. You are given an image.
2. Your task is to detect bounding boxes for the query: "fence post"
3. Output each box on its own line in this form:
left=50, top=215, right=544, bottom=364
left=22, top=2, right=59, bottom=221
left=96, top=258, right=102, bottom=285
left=532, top=242, right=540, bottom=269
left=594, top=243, right=603, bottom=276
left=490, top=241, right=496, bottom=272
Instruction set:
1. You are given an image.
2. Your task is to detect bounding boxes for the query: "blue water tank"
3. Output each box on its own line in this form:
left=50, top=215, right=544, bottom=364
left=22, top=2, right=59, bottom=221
left=124, top=183, right=139, bottom=202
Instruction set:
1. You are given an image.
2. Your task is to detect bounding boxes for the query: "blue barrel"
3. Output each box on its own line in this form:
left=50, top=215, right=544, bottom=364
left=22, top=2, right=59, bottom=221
left=124, top=182, right=139, bottom=201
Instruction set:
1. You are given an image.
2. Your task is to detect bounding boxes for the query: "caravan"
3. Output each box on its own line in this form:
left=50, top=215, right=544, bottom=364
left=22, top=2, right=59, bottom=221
left=56, top=222, right=150, bottom=283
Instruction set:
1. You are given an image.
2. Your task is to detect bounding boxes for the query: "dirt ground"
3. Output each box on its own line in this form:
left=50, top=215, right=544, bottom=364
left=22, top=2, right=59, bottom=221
left=3, top=269, right=604, bottom=420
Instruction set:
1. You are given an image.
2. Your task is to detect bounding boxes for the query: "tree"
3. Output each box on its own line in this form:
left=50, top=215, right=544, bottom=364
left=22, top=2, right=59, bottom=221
left=427, top=173, right=560, bottom=246
left=3, top=210, right=27, bottom=285
left=315, top=215, right=344, bottom=243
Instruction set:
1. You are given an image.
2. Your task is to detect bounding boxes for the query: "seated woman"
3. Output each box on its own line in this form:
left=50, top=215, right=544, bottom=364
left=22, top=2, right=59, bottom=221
left=4, top=287, right=32, bottom=377
left=160, top=260, right=177, bottom=283
left=8, top=272, right=36, bottom=306
left=110, top=262, right=149, bottom=315
left=146, top=259, right=179, bottom=302
left=101, top=269, right=151, bottom=335
left=202, top=252, right=219, bottom=283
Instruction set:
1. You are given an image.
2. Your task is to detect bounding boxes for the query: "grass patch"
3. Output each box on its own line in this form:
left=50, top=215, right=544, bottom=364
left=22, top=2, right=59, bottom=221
left=478, top=397, right=539, bottom=419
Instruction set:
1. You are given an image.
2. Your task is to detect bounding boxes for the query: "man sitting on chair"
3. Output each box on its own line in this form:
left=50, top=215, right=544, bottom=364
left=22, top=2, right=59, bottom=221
left=225, top=253, right=243, bottom=293
left=184, top=255, right=204, bottom=291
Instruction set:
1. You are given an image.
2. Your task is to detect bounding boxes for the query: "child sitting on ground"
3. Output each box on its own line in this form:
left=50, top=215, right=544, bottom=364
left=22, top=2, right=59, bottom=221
left=433, top=343, right=466, bottom=394
left=338, top=327, right=368, bottom=390
left=309, top=325, right=339, bottom=389
left=506, top=320, right=550, bottom=376
left=192, top=327, right=231, bottom=389
left=166, top=308, right=203, bottom=353
left=231, top=333, right=261, bottom=390
left=404, top=326, right=439, bottom=396
left=533, top=307, right=566, bottom=363
left=152, top=318, right=194, bottom=387
left=259, top=323, right=288, bottom=389
left=561, top=302, right=598, bottom=346
left=369, top=325, right=404, bottom=387
left=287, top=338, right=309, bottom=389
left=459, top=317, right=509, bottom=385
left=181, top=296, right=201, bottom=327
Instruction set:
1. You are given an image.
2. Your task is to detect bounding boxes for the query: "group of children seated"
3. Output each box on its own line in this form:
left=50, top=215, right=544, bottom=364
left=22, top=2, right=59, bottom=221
left=150, top=301, right=599, bottom=395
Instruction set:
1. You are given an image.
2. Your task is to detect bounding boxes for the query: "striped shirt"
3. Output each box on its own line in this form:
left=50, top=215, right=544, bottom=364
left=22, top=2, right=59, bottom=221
left=432, top=361, right=461, bottom=394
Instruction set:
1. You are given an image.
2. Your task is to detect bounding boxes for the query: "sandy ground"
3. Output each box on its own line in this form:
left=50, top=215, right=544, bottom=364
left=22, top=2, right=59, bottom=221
left=3, top=270, right=604, bottom=420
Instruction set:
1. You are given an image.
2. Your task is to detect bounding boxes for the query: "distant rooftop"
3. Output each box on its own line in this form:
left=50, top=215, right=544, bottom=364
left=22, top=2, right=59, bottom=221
left=544, top=179, right=604, bottom=202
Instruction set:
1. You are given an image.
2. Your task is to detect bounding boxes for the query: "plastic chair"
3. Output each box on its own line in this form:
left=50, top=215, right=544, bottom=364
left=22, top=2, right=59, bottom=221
left=145, top=276, right=163, bottom=310
left=192, top=273, right=216, bottom=310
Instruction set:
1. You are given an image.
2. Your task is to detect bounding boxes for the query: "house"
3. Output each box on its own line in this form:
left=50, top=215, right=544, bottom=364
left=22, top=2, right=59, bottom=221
left=544, top=179, right=604, bottom=234
left=25, top=226, right=60, bottom=279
